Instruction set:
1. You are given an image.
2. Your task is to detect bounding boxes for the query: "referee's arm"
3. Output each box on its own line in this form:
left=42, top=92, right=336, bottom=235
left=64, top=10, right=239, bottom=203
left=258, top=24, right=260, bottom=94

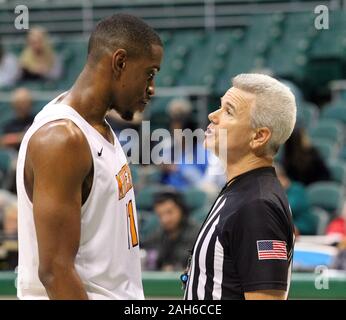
left=245, top=290, right=287, bottom=300
left=229, top=199, right=293, bottom=300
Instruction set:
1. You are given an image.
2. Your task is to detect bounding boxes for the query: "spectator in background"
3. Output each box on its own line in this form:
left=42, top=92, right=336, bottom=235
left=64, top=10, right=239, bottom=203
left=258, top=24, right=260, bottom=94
left=159, top=98, right=209, bottom=190
left=332, top=237, right=346, bottom=270
left=141, top=191, right=200, bottom=271
left=275, top=163, right=317, bottom=235
left=326, top=201, right=346, bottom=238
left=0, top=38, right=20, bottom=88
left=0, top=203, right=18, bottom=270
left=2, top=204, right=17, bottom=240
left=0, top=88, right=35, bottom=151
left=20, top=27, right=62, bottom=81
left=0, top=190, right=16, bottom=226
left=282, top=126, right=331, bottom=185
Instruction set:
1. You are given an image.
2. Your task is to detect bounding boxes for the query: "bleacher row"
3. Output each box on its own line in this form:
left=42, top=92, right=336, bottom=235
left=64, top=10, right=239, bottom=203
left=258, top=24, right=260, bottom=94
left=1, top=9, right=346, bottom=239
left=2, top=10, right=346, bottom=92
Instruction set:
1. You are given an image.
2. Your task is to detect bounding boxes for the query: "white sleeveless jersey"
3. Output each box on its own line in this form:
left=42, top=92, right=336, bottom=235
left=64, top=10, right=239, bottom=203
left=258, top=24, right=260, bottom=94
left=16, top=96, right=144, bottom=300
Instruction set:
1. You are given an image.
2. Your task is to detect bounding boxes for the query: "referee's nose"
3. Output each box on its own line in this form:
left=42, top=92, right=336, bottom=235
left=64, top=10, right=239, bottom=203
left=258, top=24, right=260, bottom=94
left=208, top=109, right=220, bottom=124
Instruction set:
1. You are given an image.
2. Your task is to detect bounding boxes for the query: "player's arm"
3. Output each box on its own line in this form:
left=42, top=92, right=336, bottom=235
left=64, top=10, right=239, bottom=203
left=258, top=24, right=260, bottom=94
left=27, top=120, right=92, bottom=299
left=244, top=290, right=287, bottom=300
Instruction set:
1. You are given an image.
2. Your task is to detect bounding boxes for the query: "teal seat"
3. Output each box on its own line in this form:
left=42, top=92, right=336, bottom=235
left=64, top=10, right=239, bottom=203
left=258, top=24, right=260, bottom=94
left=327, top=159, right=346, bottom=184
left=135, top=185, right=174, bottom=211
left=310, top=138, right=338, bottom=161
left=182, top=188, right=207, bottom=211
left=0, top=149, right=12, bottom=174
left=297, top=102, right=319, bottom=128
left=138, top=211, right=159, bottom=241
left=308, top=119, right=344, bottom=145
left=191, top=207, right=208, bottom=224
left=310, top=207, right=330, bottom=235
left=322, top=105, right=346, bottom=124
left=307, top=182, right=344, bottom=216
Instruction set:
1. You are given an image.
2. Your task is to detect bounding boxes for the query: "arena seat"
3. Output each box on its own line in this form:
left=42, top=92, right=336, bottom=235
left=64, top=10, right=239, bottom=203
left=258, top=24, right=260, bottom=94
left=327, top=159, right=346, bottom=185
left=310, top=207, right=331, bottom=235
left=307, top=181, right=344, bottom=216
left=322, top=105, right=346, bottom=125
left=308, top=119, right=344, bottom=146
left=310, top=137, right=339, bottom=161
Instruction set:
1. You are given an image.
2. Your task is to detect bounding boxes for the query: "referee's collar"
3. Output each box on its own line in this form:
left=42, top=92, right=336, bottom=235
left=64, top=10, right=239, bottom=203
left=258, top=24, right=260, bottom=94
left=224, top=166, right=276, bottom=190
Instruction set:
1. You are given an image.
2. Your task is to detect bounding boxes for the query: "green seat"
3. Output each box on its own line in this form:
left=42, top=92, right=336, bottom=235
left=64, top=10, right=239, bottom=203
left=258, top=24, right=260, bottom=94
left=182, top=188, right=207, bottom=211
left=297, top=102, right=319, bottom=128
left=0, top=149, right=12, bottom=174
left=310, top=138, right=338, bottom=161
left=307, top=181, right=344, bottom=216
left=138, top=211, right=159, bottom=241
left=308, top=119, right=344, bottom=145
left=0, top=109, right=14, bottom=134
left=310, top=207, right=331, bottom=235
left=322, top=105, right=346, bottom=124
left=179, top=29, right=235, bottom=87
left=135, top=185, right=174, bottom=211
left=339, top=146, right=346, bottom=161
left=191, top=207, right=208, bottom=224
left=327, top=159, right=346, bottom=184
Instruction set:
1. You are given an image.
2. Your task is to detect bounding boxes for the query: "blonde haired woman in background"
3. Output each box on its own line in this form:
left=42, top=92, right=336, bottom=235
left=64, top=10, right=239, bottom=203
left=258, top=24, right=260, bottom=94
left=20, top=26, right=62, bottom=81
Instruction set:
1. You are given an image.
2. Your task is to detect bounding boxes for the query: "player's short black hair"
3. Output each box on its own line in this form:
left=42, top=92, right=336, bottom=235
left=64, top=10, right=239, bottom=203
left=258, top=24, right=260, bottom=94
left=87, top=14, right=162, bottom=63
left=153, top=190, right=189, bottom=217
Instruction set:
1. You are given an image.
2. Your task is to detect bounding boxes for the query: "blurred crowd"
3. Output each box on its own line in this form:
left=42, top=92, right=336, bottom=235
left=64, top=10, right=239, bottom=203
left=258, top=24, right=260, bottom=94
left=0, top=27, right=346, bottom=273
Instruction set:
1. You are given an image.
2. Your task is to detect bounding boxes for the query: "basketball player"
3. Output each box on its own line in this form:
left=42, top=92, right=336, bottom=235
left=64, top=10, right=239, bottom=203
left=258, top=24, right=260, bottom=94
left=16, top=14, right=163, bottom=299
left=183, top=74, right=296, bottom=300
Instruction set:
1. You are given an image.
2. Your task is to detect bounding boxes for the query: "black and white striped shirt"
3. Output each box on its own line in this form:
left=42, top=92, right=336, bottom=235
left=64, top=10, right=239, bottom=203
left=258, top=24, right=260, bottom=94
left=184, top=167, right=294, bottom=300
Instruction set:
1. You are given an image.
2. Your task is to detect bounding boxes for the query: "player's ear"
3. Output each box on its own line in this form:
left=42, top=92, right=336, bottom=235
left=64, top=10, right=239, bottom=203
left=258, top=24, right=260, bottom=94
left=112, top=49, right=127, bottom=78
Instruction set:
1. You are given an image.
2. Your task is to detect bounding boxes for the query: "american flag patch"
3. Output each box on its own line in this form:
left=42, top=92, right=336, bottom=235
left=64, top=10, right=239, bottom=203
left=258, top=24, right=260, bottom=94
left=257, top=240, right=287, bottom=260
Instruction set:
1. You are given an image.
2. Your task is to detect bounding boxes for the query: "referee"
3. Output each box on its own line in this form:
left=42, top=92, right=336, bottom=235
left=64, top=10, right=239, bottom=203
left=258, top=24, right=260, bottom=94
left=184, top=73, right=296, bottom=300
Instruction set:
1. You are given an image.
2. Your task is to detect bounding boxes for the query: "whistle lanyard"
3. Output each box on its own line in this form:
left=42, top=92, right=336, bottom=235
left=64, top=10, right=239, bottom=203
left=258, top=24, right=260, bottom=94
left=180, top=176, right=238, bottom=290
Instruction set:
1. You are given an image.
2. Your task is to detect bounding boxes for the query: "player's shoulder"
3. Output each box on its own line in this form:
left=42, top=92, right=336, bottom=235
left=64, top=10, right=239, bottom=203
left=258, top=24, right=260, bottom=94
left=29, top=119, right=88, bottom=151
left=27, top=119, right=92, bottom=168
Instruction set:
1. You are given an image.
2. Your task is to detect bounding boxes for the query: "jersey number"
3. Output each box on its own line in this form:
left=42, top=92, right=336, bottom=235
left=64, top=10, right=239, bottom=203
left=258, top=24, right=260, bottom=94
left=127, top=200, right=138, bottom=248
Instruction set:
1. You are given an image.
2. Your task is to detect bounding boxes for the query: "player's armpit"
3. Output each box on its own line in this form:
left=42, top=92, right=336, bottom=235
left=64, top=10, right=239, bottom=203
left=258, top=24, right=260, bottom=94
left=28, top=120, right=92, bottom=299
left=244, top=290, right=287, bottom=300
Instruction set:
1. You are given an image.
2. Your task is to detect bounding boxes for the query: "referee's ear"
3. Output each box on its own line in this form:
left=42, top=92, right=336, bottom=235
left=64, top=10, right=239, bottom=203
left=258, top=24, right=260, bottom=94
left=250, top=127, right=272, bottom=151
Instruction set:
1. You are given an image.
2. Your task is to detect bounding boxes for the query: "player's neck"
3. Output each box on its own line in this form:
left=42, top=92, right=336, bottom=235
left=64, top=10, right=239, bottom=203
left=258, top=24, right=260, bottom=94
left=64, top=67, right=111, bottom=126
left=226, top=154, right=273, bottom=182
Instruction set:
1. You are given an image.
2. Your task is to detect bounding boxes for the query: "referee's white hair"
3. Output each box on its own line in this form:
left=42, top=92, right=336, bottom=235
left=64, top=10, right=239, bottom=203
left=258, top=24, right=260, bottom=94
left=232, top=73, right=297, bottom=155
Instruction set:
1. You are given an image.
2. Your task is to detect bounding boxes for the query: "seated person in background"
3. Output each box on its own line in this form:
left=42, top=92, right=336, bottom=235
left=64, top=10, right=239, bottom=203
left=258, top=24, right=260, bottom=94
left=326, top=202, right=346, bottom=238
left=0, top=39, right=20, bottom=88
left=282, top=126, right=330, bottom=185
left=141, top=191, right=200, bottom=271
left=159, top=98, right=209, bottom=190
left=0, top=88, right=35, bottom=151
left=0, top=203, right=18, bottom=270
left=19, top=26, right=62, bottom=81
left=0, top=190, right=16, bottom=224
left=332, top=237, right=346, bottom=270
left=2, top=203, right=17, bottom=241
left=275, top=163, right=318, bottom=235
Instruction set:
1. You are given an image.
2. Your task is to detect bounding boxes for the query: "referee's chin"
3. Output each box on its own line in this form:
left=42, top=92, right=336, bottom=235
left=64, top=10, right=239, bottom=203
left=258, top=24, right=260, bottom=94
left=203, top=137, right=217, bottom=154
